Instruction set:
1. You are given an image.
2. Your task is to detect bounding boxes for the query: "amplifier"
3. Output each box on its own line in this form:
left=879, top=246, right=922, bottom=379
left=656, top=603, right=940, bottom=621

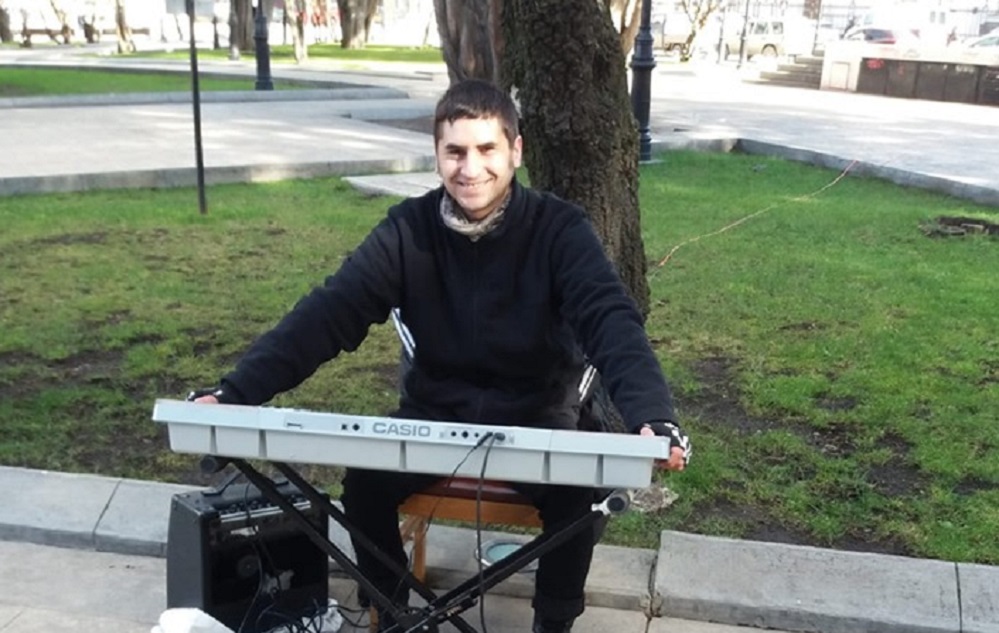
left=166, top=478, right=329, bottom=632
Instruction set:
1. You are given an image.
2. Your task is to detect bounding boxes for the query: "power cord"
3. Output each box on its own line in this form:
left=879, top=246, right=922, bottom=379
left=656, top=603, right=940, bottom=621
left=474, top=432, right=502, bottom=633
left=383, top=430, right=504, bottom=633
left=236, top=475, right=322, bottom=633
left=235, top=481, right=267, bottom=633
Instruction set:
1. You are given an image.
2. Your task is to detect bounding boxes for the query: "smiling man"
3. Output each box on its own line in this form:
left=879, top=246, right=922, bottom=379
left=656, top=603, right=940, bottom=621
left=191, top=79, right=690, bottom=633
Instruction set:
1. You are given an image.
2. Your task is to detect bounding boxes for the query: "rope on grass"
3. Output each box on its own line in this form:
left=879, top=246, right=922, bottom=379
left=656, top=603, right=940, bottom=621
left=651, top=159, right=859, bottom=271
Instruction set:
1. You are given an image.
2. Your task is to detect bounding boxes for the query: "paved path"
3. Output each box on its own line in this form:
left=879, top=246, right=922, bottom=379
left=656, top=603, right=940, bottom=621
left=3, top=48, right=999, bottom=203
left=649, top=66, right=999, bottom=204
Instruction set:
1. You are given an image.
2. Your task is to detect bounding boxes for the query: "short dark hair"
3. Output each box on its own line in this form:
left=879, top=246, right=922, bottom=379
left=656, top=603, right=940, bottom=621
left=433, top=79, right=519, bottom=146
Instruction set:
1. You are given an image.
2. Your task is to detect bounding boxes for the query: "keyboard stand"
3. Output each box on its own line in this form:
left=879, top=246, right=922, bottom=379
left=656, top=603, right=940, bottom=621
left=214, top=457, right=631, bottom=633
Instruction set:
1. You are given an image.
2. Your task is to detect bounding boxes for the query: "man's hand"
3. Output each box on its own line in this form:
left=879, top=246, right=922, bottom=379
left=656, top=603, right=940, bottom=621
left=186, top=386, right=231, bottom=405
left=638, top=421, right=691, bottom=471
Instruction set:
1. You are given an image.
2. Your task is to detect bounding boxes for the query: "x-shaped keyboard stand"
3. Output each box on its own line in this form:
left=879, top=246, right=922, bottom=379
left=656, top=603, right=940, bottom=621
left=212, top=457, right=631, bottom=633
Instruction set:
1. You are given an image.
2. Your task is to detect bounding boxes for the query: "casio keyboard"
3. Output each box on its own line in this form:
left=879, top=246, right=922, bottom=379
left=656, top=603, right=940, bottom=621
left=152, top=399, right=669, bottom=489
left=153, top=399, right=667, bottom=633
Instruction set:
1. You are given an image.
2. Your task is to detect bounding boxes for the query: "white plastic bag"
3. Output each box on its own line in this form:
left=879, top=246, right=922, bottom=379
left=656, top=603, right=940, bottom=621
left=310, top=599, right=344, bottom=632
left=150, top=608, right=234, bottom=633
left=150, top=600, right=342, bottom=633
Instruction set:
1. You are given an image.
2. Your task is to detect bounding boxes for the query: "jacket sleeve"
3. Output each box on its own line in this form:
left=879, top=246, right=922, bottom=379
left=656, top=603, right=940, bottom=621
left=550, top=208, right=677, bottom=430
left=220, top=212, right=406, bottom=405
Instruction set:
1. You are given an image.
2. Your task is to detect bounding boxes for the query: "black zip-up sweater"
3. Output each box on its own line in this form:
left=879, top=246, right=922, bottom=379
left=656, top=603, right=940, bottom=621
left=222, top=180, right=676, bottom=431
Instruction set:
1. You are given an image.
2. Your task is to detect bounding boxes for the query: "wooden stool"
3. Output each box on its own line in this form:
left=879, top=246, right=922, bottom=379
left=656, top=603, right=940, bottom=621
left=398, top=477, right=542, bottom=582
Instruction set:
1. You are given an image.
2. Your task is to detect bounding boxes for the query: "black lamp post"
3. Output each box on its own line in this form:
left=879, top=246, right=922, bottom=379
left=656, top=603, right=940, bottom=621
left=186, top=0, right=207, bottom=214
left=254, top=0, right=273, bottom=90
left=630, top=0, right=656, bottom=163
left=737, top=0, right=751, bottom=69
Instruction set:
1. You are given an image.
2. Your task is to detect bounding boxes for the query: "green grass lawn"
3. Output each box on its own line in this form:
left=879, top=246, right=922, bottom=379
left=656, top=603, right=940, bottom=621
left=1, top=151, right=997, bottom=564
left=0, top=67, right=302, bottom=97
left=135, top=43, right=444, bottom=65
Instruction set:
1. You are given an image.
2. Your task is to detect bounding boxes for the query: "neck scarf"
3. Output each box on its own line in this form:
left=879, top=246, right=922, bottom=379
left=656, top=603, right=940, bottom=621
left=439, top=190, right=511, bottom=242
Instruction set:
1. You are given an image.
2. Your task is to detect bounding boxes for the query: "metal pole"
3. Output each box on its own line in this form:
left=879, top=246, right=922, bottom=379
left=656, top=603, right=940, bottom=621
left=187, top=0, right=207, bottom=215
left=629, top=0, right=656, bottom=163
left=737, top=0, right=751, bottom=69
left=254, top=0, right=273, bottom=90
left=716, top=5, right=728, bottom=64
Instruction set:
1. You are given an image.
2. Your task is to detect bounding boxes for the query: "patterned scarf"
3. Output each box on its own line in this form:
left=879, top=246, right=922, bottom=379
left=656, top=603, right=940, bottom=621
left=439, top=190, right=512, bottom=242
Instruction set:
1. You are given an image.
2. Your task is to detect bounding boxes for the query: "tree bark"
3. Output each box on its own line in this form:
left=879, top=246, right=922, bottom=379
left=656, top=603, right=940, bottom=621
left=233, top=0, right=254, bottom=52
left=47, top=0, right=72, bottom=43
left=0, top=3, right=12, bottom=44
left=115, top=0, right=135, bottom=53
left=678, top=0, right=724, bottom=61
left=338, top=0, right=377, bottom=48
left=616, top=0, right=641, bottom=57
left=502, top=0, right=650, bottom=316
left=434, top=0, right=501, bottom=84
left=291, top=0, right=308, bottom=62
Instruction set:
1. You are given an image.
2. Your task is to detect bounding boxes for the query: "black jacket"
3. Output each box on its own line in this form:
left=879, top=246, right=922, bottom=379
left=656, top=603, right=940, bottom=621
left=222, top=180, right=676, bottom=431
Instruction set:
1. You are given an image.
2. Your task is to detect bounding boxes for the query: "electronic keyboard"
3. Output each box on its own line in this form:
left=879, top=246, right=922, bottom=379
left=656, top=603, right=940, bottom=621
left=152, top=399, right=668, bottom=488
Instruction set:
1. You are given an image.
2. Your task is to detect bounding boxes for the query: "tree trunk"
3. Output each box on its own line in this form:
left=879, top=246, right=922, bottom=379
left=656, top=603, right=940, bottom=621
left=0, top=4, right=13, bottom=44
left=617, top=0, right=641, bottom=57
left=292, top=0, right=308, bottom=62
left=434, top=0, right=502, bottom=84
left=502, top=0, right=650, bottom=317
left=338, top=0, right=377, bottom=48
left=228, top=1, right=240, bottom=59
left=679, top=0, right=724, bottom=62
left=362, top=0, right=377, bottom=44
left=47, top=0, right=71, bottom=43
left=234, top=0, right=254, bottom=51
left=115, top=0, right=135, bottom=53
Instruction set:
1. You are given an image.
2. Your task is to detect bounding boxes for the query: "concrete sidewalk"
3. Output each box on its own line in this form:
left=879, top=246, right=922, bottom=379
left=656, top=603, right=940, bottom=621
left=0, top=466, right=995, bottom=633
left=4, top=51, right=999, bottom=205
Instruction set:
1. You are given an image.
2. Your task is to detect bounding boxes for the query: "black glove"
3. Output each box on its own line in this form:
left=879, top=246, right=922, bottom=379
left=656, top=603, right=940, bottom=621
left=186, top=384, right=242, bottom=404
left=639, top=420, right=692, bottom=465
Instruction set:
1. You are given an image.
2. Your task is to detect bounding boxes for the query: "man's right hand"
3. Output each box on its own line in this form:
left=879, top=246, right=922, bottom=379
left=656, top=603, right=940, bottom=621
left=193, top=395, right=219, bottom=404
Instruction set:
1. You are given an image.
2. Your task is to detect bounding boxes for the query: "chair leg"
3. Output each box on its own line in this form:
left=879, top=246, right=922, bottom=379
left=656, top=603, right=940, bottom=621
left=399, top=514, right=429, bottom=581
left=410, top=517, right=428, bottom=582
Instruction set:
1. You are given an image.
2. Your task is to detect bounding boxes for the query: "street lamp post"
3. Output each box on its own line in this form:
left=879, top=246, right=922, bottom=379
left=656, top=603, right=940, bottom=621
left=737, top=0, right=751, bottom=69
left=630, top=0, right=656, bottom=163
left=185, top=0, right=207, bottom=214
left=254, top=0, right=273, bottom=90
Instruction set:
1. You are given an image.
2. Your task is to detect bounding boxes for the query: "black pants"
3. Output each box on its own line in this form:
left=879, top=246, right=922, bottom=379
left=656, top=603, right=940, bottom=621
left=341, top=467, right=599, bottom=623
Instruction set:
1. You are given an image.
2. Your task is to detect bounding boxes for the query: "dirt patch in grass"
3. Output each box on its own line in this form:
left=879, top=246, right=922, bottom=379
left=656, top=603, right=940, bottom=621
left=921, top=216, right=999, bottom=237
left=677, top=355, right=921, bottom=556
left=954, top=476, right=999, bottom=495
left=29, top=231, right=109, bottom=247
left=367, top=362, right=401, bottom=392
left=866, top=432, right=929, bottom=497
left=682, top=356, right=773, bottom=435
left=798, top=422, right=857, bottom=457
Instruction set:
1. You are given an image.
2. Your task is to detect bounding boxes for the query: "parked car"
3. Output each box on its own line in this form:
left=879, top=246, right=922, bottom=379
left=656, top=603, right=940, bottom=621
left=965, top=33, right=999, bottom=48
left=723, top=19, right=786, bottom=59
left=843, top=26, right=920, bottom=46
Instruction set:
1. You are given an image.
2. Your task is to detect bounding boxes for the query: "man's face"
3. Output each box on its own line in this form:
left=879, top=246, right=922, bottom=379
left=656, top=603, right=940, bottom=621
left=435, top=117, right=522, bottom=221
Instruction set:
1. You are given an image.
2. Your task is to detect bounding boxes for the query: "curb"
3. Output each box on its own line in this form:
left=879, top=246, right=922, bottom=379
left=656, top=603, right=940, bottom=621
left=0, top=157, right=436, bottom=197
left=0, top=86, right=408, bottom=110
left=652, top=135, right=999, bottom=208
